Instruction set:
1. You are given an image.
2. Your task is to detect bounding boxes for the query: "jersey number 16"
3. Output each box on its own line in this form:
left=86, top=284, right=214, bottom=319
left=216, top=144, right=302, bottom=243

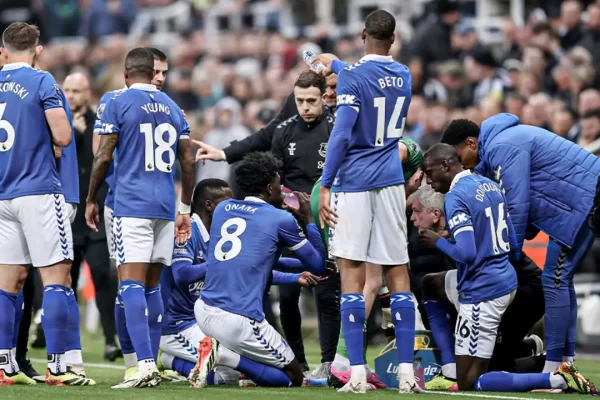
left=485, top=203, right=510, bottom=255
left=374, top=96, right=407, bottom=147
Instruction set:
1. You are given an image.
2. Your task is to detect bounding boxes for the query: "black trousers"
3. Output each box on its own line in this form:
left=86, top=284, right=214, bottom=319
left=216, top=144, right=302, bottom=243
left=16, top=270, right=37, bottom=360
left=71, top=239, right=118, bottom=346
left=279, top=272, right=341, bottom=365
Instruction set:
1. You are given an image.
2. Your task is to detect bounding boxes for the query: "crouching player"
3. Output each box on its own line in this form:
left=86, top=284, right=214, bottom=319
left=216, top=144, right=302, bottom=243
left=159, top=178, right=321, bottom=384
left=419, top=144, right=596, bottom=394
left=188, top=152, right=326, bottom=388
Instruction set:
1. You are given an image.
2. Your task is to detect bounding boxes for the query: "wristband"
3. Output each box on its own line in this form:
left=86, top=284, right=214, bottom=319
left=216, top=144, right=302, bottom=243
left=179, top=202, right=191, bottom=214
left=220, top=150, right=227, bottom=162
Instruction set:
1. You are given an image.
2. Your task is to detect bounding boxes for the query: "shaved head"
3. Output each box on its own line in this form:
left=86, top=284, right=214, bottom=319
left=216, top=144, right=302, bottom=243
left=423, top=143, right=461, bottom=165
left=63, top=72, right=91, bottom=112
left=422, top=143, right=464, bottom=193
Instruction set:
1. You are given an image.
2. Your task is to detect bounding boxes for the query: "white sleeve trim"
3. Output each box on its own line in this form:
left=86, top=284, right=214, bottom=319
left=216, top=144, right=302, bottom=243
left=453, top=226, right=474, bottom=237
left=179, top=134, right=190, bottom=140
left=288, top=238, right=308, bottom=252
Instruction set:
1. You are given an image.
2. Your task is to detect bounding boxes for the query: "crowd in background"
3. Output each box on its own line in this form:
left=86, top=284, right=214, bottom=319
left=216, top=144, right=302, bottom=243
left=2, top=0, right=600, bottom=343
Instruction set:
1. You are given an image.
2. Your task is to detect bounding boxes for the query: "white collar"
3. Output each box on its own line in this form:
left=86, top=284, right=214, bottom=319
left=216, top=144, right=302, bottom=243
left=1, top=62, right=33, bottom=71
left=360, top=54, right=394, bottom=63
left=129, top=83, right=157, bottom=92
left=192, top=214, right=210, bottom=243
left=244, top=196, right=266, bottom=204
left=450, top=170, right=472, bottom=191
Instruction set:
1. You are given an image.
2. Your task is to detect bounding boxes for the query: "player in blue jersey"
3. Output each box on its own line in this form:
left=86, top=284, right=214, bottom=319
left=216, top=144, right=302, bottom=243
left=188, top=152, right=326, bottom=389
left=93, top=47, right=177, bottom=382
left=315, top=10, right=417, bottom=393
left=441, top=115, right=600, bottom=375
left=159, top=178, right=320, bottom=384
left=85, top=48, right=195, bottom=389
left=0, top=22, right=93, bottom=386
left=419, top=144, right=596, bottom=394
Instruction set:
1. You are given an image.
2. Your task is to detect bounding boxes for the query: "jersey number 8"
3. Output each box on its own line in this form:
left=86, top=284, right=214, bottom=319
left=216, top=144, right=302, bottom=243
left=374, top=96, right=407, bottom=147
left=140, top=123, right=177, bottom=173
left=0, top=103, right=16, bottom=152
left=214, top=217, right=247, bottom=261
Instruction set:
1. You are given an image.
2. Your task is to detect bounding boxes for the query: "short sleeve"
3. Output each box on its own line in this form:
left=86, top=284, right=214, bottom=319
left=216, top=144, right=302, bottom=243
left=93, top=94, right=110, bottom=133
left=278, top=212, right=308, bottom=251
left=445, top=193, right=473, bottom=240
left=171, top=237, right=195, bottom=263
left=178, top=108, right=190, bottom=139
left=335, top=69, right=361, bottom=110
left=99, top=97, right=121, bottom=135
left=38, top=73, right=63, bottom=111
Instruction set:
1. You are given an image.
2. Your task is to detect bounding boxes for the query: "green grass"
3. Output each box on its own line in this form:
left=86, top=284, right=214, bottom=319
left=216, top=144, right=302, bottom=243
left=4, top=329, right=600, bottom=399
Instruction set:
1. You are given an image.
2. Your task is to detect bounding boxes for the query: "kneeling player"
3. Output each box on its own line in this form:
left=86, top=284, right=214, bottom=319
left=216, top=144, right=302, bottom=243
left=419, top=144, right=595, bottom=394
left=159, top=178, right=320, bottom=384
left=189, top=152, right=326, bottom=388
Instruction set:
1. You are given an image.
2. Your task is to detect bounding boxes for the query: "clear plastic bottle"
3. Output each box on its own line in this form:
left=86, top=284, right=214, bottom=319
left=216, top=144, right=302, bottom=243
left=413, top=357, right=425, bottom=390
left=302, top=50, right=325, bottom=73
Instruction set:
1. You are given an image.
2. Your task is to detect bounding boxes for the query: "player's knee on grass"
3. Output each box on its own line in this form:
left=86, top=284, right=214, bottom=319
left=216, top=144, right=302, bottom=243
left=284, top=359, right=305, bottom=387
left=421, top=272, right=447, bottom=301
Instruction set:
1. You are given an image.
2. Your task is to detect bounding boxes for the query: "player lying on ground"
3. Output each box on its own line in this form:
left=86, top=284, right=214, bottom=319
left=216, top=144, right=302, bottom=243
left=86, top=48, right=195, bottom=389
left=442, top=115, right=600, bottom=373
left=310, top=137, right=423, bottom=389
left=187, top=152, right=326, bottom=389
left=93, top=48, right=182, bottom=383
left=412, top=185, right=546, bottom=390
left=317, top=10, right=419, bottom=394
left=0, top=22, right=94, bottom=386
left=418, top=144, right=596, bottom=394
left=159, top=178, right=322, bottom=384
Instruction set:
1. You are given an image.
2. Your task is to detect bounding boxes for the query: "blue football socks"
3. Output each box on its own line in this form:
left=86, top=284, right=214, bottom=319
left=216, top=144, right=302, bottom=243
left=119, top=280, right=153, bottom=363
left=145, top=285, right=164, bottom=361
left=423, top=296, right=456, bottom=377
left=391, top=292, right=416, bottom=376
left=340, top=293, right=366, bottom=369
left=12, top=291, right=23, bottom=349
left=42, top=285, right=70, bottom=373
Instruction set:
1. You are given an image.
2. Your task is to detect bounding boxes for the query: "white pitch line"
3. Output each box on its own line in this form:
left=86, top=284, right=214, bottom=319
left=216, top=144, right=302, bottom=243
left=30, top=358, right=124, bottom=370
left=427, top=391, right=555, bottom=400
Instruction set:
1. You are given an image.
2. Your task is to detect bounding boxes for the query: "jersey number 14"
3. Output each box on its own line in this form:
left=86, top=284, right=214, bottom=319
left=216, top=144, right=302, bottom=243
left=374, top=96, right=407, bottom=146
left=140, top=123, right=176, bottom=173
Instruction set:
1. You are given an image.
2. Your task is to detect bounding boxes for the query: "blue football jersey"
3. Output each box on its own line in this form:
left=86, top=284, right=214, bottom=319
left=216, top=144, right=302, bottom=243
left=162, top=214, right=209, bottom=335
left=0, top=63, right=64, bottom=200
left=94, top=88, right=126, bottom=209
left=56, top=88, right=79, bottom=205
left=444, top=171, right=518, bottom=304
left=99, top=84, right=189, bottom=220
left=201, top=198, right=311, bottom=321
left=330, top=55, right=411, bottom=192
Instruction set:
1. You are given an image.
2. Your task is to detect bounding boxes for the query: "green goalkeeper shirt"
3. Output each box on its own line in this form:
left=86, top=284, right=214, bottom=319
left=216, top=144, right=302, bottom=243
left=310, top=137, right=423, bottom=254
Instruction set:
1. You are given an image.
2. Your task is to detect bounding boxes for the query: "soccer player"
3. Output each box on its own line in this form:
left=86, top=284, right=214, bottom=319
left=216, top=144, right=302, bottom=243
left=441, top=115, right=600, bottom=373
left=419, top=143, right=596, bottom=394
left=0, top=22, right=92, bottom=386
left=159, top=178, right=320, bottom=383
left=316, top=10, right=417, bottom=393
left=85, top=47, right=195, bottom=388
left=188, top=152, right=326, bottom=389
left=94, top=48, right=176, bottom=381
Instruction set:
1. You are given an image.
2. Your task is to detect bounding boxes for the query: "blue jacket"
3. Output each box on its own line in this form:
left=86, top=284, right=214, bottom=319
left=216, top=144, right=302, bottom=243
left=475, top=113, right=600, bottom=251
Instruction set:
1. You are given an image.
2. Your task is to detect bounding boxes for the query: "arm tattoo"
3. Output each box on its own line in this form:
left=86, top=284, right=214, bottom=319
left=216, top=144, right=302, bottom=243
left=87, top=134, right=118, bottom=203
left=177, top=138, right=195, bottom=205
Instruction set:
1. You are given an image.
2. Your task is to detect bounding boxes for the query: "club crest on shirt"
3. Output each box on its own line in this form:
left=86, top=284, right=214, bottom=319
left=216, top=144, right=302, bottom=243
left=318, top=143, right=327, bottom=158
left=96, top=103, right=106, bottom=119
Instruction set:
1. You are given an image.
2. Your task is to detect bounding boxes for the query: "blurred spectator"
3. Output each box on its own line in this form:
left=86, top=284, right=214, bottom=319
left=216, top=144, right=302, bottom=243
left=500, top=19, right=521, bottom=62
left=579, top=109, right=600, bottom=147
left=578, top=3, right=600, bottom=70
left=558, top=0, right=585, bottom=50
left=551, top=107, right=578, bottom=137
left=528, top=92, right=554, bottom=130
left=469, top=46, right=509, bottom=105
left=79, top=0, right=137, bottom=40
left=504, top=93, right=526, bottom=119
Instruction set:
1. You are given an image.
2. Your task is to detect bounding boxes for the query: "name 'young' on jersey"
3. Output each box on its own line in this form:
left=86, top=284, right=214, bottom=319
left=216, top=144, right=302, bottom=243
left=332, top=55, right=412, bottom=192
left=444, top=171, right=517, bottom=304
left=201, top=198, right=314, bottom=321
left=0, top=63, right=63, bottom=200
left=99, top=84, right=189, bottom=220
left=162, top=214, right=209, bottom=335
left=94, top=88, right=126, bottom=209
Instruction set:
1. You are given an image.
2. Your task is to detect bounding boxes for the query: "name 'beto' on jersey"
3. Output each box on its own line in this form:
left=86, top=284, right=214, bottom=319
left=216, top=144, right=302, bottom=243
left=201, top=198, right=309, bottom=321
left=99, top=84, right=189, bottom=220
left=445, top=171, right=517, bottom=304
left=0, top=63, right=63, bottom=200
left=333, top=55, right=412, bottom=192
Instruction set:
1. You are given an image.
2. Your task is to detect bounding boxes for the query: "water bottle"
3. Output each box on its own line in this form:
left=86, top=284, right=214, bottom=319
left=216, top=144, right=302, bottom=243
left=413, top=357, right=425, bottom=390
left=302, top=50, right=325, bottom=73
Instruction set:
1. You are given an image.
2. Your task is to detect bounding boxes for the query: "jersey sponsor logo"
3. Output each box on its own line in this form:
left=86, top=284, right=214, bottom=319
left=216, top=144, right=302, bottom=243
left=448, top=213, right=468, bottom=229
left=336, top=94, right=356, bottom=105
left=188, top=280, right=204, bottom=296
left=173, top=247, right=188, bottom=255
left=100, top=122, right=115, bottom=133
left=318, top=142, right=327, bottom=158
left=288, top=142, right=296, bottom=156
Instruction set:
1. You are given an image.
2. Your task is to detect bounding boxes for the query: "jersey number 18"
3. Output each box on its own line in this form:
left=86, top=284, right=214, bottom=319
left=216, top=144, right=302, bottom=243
left=140, top=123, right=176, bottom=173
left=374, top=96, right=407, bottom=146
